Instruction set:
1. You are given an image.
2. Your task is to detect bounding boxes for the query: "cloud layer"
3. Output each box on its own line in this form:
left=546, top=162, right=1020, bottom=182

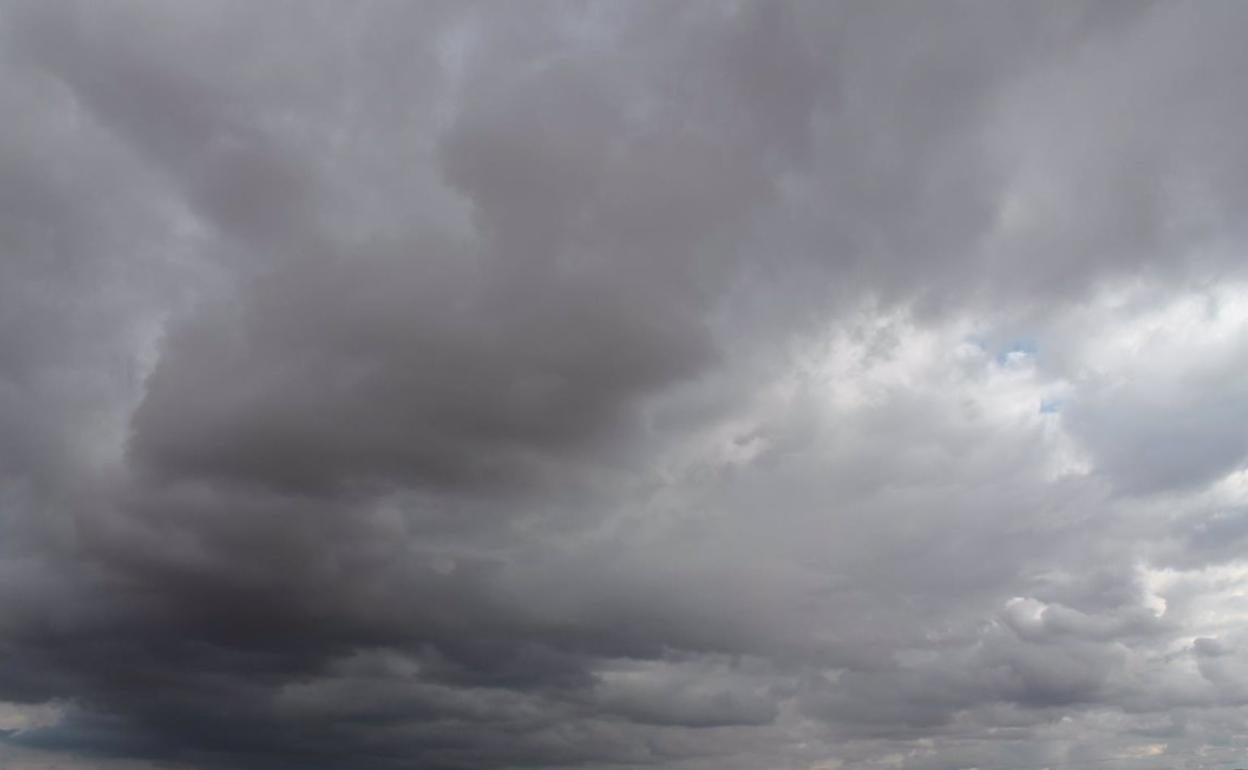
left=2, top=2, right=1248, bottom=769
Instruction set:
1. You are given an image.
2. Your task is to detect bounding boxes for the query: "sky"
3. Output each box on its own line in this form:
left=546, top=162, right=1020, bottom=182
left=2, top=1, right=1248, bottom=769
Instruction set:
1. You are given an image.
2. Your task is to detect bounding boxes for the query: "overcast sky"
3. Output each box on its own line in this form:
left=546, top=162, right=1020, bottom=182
left=2, top=2, right=1248, bottom=769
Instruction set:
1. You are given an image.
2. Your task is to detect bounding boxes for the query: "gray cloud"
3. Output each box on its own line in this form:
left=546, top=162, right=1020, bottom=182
left=3, top=2, right=1248, bottom=769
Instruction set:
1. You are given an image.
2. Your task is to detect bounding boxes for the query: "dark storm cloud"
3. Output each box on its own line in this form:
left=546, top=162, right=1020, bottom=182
left=3, top=2, right=1248, bottom=770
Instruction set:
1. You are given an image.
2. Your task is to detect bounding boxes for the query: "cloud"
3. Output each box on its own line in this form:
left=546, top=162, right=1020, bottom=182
left=2, top=2, right=1248, bottom=769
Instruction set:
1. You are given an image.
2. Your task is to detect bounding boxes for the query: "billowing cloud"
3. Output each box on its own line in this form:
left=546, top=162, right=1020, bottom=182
left=2, top=2, right=1248, bottom=769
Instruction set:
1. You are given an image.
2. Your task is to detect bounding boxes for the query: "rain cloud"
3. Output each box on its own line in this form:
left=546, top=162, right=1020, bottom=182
left=2, top=2, right=1248, bottom=769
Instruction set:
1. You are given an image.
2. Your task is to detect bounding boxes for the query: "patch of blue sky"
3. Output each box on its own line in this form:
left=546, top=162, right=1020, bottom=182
left=996, top=338, right=1037, bottom=365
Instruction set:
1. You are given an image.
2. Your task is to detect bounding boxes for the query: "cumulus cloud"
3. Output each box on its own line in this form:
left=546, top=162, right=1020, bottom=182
left=2, top=2, right=1248, bottom=769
